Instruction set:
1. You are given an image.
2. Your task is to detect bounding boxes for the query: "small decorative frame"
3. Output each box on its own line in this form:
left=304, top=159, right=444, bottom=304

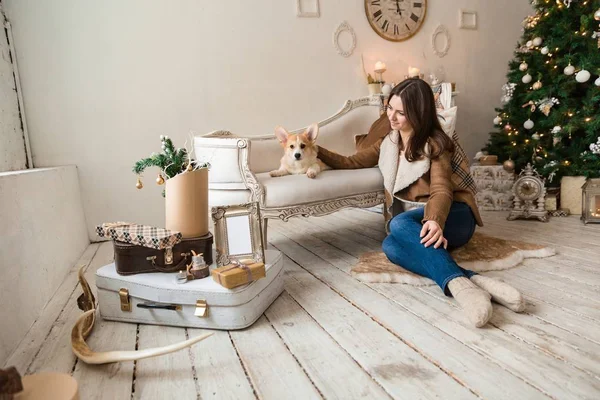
left=459, top=9, right=477, bottom=30
left=333, top=21, right=357, bottom=58
left=431, top=24, right=451, bottom=58
left=296, top=0, right=320, bottom=17
left=211, top=202, right=265, bottom=267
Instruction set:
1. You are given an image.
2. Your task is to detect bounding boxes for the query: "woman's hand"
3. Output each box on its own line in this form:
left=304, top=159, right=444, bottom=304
left=420, top=221, right=448, bottom=249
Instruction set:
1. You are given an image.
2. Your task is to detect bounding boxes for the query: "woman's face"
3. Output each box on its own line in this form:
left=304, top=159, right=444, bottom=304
left=386, top=95, right=412, bottom=132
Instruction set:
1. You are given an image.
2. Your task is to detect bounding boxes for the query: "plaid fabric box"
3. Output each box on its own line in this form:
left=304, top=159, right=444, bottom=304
left=96, top=222, right=182, bottom=250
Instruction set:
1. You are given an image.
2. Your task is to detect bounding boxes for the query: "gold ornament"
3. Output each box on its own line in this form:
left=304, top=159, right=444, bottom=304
left=533, top=80, right=542, bottom=90
left=187, top=163, right=193, bottom=171
left=136, top=177, right=143, bottom=189
left=503, top=159, right=515, bottom=173
left=156, top=174, right=165, bottom=185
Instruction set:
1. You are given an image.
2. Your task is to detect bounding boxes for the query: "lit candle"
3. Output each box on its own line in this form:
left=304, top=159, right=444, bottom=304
left=374, top=61, right=387, bottom=72
left=408, top=66, right=420, bottom=78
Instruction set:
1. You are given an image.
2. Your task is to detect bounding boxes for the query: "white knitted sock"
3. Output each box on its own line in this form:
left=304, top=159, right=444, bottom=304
left=470, top=275, right=526, bottom=313
left=447, top=277, right=493, bottom=328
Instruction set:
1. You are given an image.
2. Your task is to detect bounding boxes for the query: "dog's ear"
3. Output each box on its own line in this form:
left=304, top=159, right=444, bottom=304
left=306, top=123, right=319, bottom=142
left=274, top=126, right=289, bottom=144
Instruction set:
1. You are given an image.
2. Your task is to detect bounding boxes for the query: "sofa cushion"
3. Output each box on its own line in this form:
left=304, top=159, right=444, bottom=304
left=256, top=168, right=384, bottom=208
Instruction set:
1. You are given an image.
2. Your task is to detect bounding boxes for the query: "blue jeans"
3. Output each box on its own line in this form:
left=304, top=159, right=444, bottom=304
left=382, top=202, right=477, bottom=296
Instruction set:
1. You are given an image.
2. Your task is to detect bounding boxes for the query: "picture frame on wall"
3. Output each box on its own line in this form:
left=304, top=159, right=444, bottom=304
left=211, top=202, right=265, bottom=267
left=296, top=0, right=320, bottom=18
left=459, top=9, right=477, bottom=30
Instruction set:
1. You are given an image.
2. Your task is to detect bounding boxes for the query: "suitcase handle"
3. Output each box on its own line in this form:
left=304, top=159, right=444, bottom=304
left=137, top=302, right=182, bottom=311
left=146, top=253, right=190, bottom=272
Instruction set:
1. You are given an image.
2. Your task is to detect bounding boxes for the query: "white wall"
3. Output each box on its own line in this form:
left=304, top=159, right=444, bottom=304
left=3, top=0, right=532, bottom=239
left=0, top=166, right=89, bottom=366
left=0, top=5, right=27, bottom=172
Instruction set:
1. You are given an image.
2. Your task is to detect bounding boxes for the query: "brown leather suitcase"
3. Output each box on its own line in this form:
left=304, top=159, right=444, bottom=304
left=113, top=232, right=213, bottom=275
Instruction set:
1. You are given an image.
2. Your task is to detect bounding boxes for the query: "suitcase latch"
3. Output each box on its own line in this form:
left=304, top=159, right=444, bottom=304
left=195, top=300, right=208, bottom=317
left=165, top=247, right=173, bottom=265
left=119, top=288, right=131, bottom=312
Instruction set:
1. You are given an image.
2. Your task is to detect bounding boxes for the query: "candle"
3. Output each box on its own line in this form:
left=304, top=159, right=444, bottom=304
left=408, top=66, right=420, bottom=78
left=374, top=61, right=386, bottom=72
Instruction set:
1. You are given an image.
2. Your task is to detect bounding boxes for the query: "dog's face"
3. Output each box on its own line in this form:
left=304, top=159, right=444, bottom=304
left=275, top=124, right=319, bottom=162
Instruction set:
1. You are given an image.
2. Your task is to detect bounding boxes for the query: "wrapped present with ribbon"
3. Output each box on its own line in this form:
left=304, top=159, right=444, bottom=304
left=96, top=222, right=183, bottom=250
left=211, top=258, right=266, bottom=289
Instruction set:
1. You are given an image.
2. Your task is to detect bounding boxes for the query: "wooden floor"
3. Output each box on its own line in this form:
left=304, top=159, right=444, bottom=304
left=5, top=210, right=600, bottom=399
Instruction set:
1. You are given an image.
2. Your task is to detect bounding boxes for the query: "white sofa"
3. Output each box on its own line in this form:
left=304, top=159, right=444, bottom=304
left=194, top=95, right=387, bottom=238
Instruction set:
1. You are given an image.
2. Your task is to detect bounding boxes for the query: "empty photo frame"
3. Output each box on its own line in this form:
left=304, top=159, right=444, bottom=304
left=212, top=202, right=265, bottom=267
left=459, top=9, right=477, bottom=30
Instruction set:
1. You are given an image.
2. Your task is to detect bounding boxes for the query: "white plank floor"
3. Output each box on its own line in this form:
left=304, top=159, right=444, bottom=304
left=5, top=210, right=600, bottom=400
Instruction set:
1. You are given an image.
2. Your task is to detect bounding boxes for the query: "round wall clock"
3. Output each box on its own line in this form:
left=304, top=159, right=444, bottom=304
left=364, top=0, right=427, bottom=42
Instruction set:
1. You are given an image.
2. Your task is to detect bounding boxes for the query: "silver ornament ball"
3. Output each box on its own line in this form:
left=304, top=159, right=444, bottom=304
left=493, top=116, right=502, bottom=125
left=522, top=73, right=532, bottom=84
left=541, top=46, right=549, bottom=55
left=595, top=77, right=600, bottom=87
left=524, top=119, right=534, bottom=129
left=576, top=70, right=591, bottom=83
left=532, top=133, right=540, bottom=140
left=532, top=37, right=543, bottom=46
left=503, top=159, right=515, bottom=172
left=564, top=64, right=575, bottom=76
left=595, top=8, right=600, bottom=21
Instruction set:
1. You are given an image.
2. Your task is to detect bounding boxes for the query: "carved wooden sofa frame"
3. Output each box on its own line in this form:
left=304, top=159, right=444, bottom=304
left=194, top=95, right=386, bottom=239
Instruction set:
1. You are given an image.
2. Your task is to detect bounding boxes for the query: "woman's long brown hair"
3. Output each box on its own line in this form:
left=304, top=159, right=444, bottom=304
left=388, top=78, right=454, bottom=161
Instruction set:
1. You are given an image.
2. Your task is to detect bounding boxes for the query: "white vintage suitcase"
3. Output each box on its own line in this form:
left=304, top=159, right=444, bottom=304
left=96, top=249, right=284, bottom=330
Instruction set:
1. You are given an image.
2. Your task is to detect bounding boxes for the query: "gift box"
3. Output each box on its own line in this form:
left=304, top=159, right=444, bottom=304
left=96, top=222, right=182, bottom=250
left=211, top=259, right=266, bottom=289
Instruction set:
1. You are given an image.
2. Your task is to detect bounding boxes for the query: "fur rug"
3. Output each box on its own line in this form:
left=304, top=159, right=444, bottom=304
left=351, top=232, right=556, bottom=285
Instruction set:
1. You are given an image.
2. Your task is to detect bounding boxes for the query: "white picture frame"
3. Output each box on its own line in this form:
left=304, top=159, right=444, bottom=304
left=459, top=9, right=477, bottom=30
left=431, top=24, right=451, bottom=58
left=296, top=0, right=320, bottom=18
left=333, top=21, right=357, bottom=58
left=211, top=202, right=265, bottom=267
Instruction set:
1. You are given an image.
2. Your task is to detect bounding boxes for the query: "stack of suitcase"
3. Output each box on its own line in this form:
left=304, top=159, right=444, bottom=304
left=95, top=230, right=285, bottom=330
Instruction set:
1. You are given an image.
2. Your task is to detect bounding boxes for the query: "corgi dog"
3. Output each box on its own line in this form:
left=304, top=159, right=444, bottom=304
left=270, top=123, right=329, bottom=179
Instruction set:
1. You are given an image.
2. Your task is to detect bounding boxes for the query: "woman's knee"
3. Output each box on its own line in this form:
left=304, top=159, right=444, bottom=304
left=389, top=211, right=421, bottom=237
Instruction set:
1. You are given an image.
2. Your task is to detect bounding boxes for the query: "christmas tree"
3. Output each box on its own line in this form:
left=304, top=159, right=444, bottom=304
left=484, top=0, right=600, bottom=186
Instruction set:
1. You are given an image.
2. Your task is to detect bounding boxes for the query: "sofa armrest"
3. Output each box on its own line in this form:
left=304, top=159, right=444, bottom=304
left=194, top=132, right=265, bottom=205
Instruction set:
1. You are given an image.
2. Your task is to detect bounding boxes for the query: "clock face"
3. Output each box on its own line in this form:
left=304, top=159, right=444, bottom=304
left=365, top=0, right=427, bottom=42
left=516, top=177, right=542, bottom=201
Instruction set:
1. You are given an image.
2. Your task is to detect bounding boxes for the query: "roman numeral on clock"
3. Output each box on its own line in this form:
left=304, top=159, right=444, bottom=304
left=371, top=0, right=381, bottom=5
left=382, top=20, right=389, bottom=32
left=394, top=24, right=399, bottom=35
left=413, top=2, right=422, bottom=7
left=373, top=10, right=382, bottom=19
left=410, top=13, right=419, bottom=23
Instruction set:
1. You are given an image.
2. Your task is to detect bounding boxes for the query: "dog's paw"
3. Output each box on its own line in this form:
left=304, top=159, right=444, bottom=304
left=306, top=170, right=317, bottom=179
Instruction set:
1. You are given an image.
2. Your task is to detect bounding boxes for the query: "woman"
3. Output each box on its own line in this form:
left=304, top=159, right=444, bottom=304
left=317, top=78, right=525, bottom=327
